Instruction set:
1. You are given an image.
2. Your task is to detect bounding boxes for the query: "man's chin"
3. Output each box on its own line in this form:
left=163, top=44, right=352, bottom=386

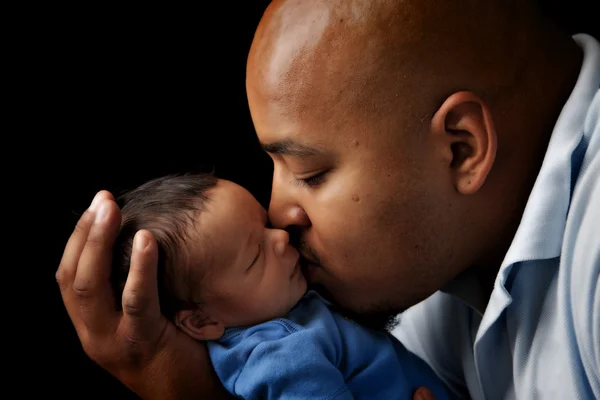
left=337, top=308, right=401, bottom=332
left=309, top=284, right=402, bottom=332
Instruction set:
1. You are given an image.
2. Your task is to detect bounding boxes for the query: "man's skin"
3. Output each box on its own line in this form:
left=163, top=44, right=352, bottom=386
left=56, top=0, right=584, bottom=398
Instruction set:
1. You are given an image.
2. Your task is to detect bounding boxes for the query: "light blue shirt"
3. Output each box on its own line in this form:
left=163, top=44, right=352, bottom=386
left=208, top=290, right=450, bottom=400
left=392, top=33, right=600, bottom=400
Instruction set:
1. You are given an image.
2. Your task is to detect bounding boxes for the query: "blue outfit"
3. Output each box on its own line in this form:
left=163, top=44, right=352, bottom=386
left=208, top=290, right=449, bottom=399
left=392, top=33, right=600, bottom=399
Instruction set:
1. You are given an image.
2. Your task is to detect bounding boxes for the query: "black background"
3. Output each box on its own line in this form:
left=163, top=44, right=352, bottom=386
left=29, top=1, right=596, bottom=398
left=38, top=3, right=273, bottom=399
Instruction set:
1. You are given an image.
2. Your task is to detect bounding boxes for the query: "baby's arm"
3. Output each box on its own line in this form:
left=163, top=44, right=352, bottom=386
left=210, top=322, right=354, bottom=400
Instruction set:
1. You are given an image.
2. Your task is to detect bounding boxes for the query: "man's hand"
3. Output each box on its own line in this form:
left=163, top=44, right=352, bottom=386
left=56, top=191, right=231, bottom=400
left=414, top=387, right=437, bottom=400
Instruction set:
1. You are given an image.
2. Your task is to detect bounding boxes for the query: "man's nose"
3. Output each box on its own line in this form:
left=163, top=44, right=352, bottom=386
left=268, top=201, right=308, bottom=229
left=268, top=178, right=310, bottom=230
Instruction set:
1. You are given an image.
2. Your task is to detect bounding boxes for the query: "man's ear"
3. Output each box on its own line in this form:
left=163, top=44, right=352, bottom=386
left=175, top=309, right=225, bottom=341
left=430, top=91, right=497, bottom=195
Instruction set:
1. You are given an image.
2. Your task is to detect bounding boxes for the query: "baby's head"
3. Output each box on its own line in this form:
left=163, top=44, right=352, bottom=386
left=111, top=173, right=307, bottom=341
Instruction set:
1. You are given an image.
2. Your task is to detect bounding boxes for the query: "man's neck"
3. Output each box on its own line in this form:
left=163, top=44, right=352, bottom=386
left=446, top=34, right=584, bottom=314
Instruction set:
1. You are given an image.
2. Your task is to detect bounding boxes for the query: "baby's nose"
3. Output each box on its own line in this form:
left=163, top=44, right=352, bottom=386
left=272, top=229, right=290, bottom=257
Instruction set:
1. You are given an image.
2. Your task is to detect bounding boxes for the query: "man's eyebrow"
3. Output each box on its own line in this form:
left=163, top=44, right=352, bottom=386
left=260, top=139, right=323, bottom=157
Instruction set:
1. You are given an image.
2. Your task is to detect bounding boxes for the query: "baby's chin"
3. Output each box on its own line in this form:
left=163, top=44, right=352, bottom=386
left=235, top=293, right=309, bottom=327
left=281, top=283, right=308, bottom=317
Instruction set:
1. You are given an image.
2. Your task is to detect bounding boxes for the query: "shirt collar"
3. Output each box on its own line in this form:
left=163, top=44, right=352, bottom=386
left=443, top=33, right=600, bottom=313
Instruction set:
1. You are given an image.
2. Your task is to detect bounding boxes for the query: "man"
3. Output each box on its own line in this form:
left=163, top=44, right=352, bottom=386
left=56, top=0, right=599, bottom=399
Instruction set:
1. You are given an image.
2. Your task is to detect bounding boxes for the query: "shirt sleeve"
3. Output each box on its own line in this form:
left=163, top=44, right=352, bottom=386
left=210, top=320, right=354, bottom=400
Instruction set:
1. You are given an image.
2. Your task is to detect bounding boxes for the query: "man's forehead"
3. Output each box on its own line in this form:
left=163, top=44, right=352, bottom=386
left=247, top=1, right=386, bottom=110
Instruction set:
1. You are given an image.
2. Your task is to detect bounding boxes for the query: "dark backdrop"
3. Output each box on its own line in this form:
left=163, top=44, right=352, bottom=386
left=37, top=2, right=596, bottom=398
left=41, top=3, right=272, bottom=399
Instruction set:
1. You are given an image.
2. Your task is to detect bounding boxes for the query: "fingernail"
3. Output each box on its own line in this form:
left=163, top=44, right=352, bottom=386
left=95, top=201, right=109, bottom=224
left=89, top=192, right=102, bottom=211
left=135, top=232, right=149, bottom=251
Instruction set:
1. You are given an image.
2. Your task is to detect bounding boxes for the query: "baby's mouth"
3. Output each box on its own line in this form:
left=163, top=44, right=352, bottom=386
left=290, top=258, right=301, bottom=278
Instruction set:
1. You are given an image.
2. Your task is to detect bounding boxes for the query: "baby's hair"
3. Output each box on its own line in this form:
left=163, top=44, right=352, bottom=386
left=111, top=172, right=219, bottom=321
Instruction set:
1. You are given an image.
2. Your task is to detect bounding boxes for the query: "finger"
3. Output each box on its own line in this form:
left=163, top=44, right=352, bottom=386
left=56, top=209, right=95, bottom=333
left=90, top=189, right=116, bottom=204
left=73, top=196, right=122, bottom=334
left=56, top=191, right=114, bottom=330
left=56, top=191, right=114, bottom=288
left=122, top=230, right=162, bottom=335
left=413, top=387, right=436, bottom=400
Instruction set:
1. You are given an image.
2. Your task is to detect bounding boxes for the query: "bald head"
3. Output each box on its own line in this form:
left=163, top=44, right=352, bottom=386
left=246, top=0, right=555, bottom=129
left=245, top=0, right=583, bottom=317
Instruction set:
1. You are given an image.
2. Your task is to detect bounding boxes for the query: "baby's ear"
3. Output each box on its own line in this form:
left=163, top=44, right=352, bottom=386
left=175, top=309, right=225, bottom=341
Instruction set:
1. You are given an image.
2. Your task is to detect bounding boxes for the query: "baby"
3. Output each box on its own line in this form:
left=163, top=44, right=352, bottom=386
left=111, top=173, right=449, bottom=400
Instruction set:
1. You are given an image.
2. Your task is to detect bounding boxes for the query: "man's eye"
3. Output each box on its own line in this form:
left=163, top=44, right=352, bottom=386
left=295, top=171, right=328, bottom=188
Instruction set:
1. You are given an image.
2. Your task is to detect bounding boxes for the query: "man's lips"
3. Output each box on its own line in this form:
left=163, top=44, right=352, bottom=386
left=299, top=251, right=320, bottom=265
left=299, top=255, right=319, bottom=268
left=299, top=256, right=321, bottom=281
